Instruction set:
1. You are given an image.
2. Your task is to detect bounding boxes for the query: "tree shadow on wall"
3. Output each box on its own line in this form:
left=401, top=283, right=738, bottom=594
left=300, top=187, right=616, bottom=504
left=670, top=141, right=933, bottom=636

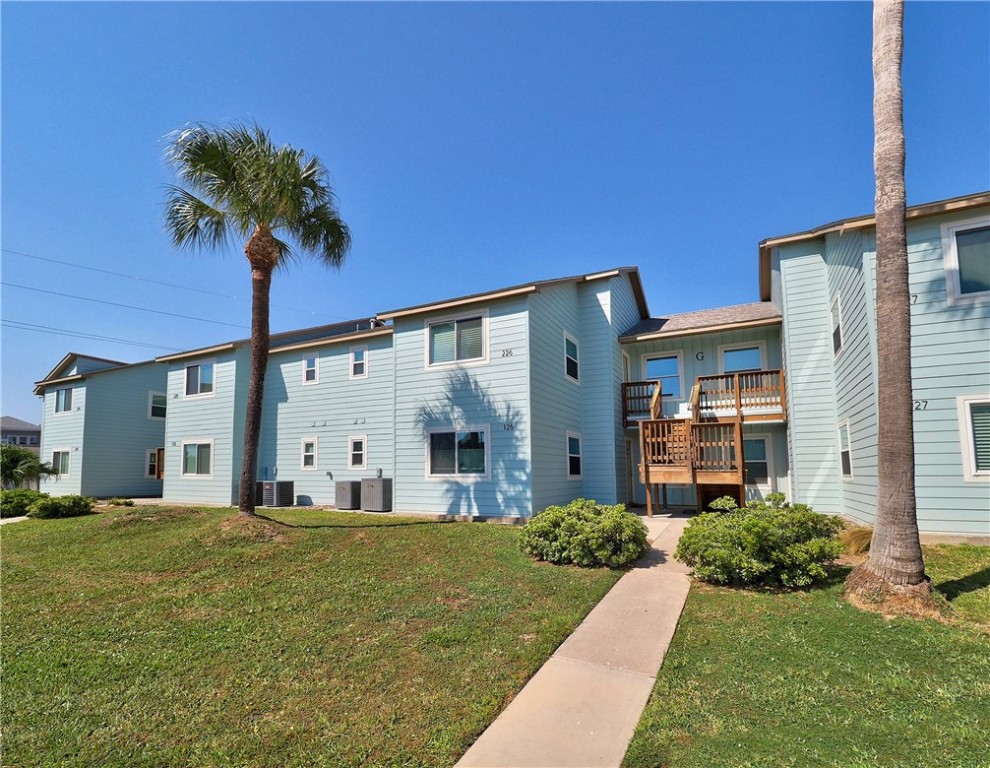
left=415, top=370, right=530, bottom=518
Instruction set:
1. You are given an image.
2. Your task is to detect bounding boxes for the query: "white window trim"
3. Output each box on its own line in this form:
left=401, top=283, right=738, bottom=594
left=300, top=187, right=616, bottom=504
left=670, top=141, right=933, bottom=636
left=566, top=431, right=583, bottom=480
left=564, top=332, right=580, bottom=384
left=148, top=391, right=167, bottom=420
left=300, top=437, right=318, bottom=470
left=183, top=360, right=216, bottom=400
left=424, top=310, right=490, bottom=370
left=350, top=346, right=369, bottom=380
left=942, top=215, right=990, bottom=305
left=180, top=439, right=214, bottom=479
left=51, top=448, right=71, bottom=478
left=145, top=449, right=158, bottom=479
left=425, top=424, right=491, bottom=481
left=837, top=421, right=853, bottom=479
left=742, top=432, right=774, bottom=491
left=956, top=394, right=990, bottom=482
left=830, top=294, right=844, bottom=358
left=348, top=435, right=367, bottom=470
left=302, top=355, right=319, bottom=386
left=641, top=351, right=685, bottom=403
left=53, top=387, right=74, bottom=416
left=717, top=341, right=768, bottom=373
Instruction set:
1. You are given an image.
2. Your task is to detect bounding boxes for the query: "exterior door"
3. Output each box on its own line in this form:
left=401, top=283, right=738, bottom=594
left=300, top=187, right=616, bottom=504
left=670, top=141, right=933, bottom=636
left=743, top=435, right=772, bottom=501
left=155, top=447, right=165, bottom=480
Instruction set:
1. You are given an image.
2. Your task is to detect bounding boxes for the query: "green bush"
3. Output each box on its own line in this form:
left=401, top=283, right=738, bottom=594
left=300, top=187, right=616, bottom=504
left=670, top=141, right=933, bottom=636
left=1, top=489, right=48, bottom=518
left=675, top=496, right=844, bottom=588
left=26, top=495, right=95, bottom=519
left=520, top=498, right=649, bottom=568
left=105, top=497, right=135, bottom=507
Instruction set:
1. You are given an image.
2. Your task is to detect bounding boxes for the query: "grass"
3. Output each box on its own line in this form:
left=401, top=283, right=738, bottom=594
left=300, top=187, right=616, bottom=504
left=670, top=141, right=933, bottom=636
left=623, top=545, right=990, bottom=768
left=1, top=506, right=623, bottom=768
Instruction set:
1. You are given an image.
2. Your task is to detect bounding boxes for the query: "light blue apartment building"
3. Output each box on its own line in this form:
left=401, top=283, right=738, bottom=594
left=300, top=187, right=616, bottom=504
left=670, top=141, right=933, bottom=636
left=34, top=192, right=989, bottom=539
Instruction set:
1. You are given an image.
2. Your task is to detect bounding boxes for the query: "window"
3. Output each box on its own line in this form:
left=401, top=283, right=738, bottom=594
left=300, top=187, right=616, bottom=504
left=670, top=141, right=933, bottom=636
left=957, top=395, right=990, bottom=481
left=564, top=334, right=580, bottom=381
left=350, top=346, right=367, bottom=379
left=52, top=450, right=70, bottom=476
left=428, top=314, right=485, bottom=366
left=185, top=362, right=214, bottom=397
left=943, top=218, right=990, bottom=302
left=838, top=422, right=853, bottom=478
left=567, top=432, right=582, bottom=479
left=54, top=387, right=73, bottom=413
left=428, top=427, right=489, bottom=478
left=743, top=437, right=770, bottom=486
left=29, top=436, right=38, bottom=445
left=831, top=296, right=843, bottom=355
left=148, top=392, right=167, bottom=419
left=349, top=436, right=367, bottom=469
left=146, top=450, right=158, bottom=479
left=17, top=436, right=27, bottom=445
left=301, top=438, right=317, bottom=469
left=181, top=441, right=212, bottom=477
left=720, top=343, right=765, bottom=373
left=644, top=354, right=682, bottom=399
left=302, top=356, right=318, bottom=385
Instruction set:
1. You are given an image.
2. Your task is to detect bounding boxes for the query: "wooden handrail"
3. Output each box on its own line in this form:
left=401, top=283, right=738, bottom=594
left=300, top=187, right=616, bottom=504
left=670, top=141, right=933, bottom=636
left=648, top=381, right=663, bottom=419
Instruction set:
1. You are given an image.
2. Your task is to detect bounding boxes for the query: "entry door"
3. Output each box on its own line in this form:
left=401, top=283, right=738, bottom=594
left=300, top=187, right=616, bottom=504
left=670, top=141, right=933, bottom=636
left=743, top=436, right=772, bottom=501
left=155, top=447, right=165, bottom=480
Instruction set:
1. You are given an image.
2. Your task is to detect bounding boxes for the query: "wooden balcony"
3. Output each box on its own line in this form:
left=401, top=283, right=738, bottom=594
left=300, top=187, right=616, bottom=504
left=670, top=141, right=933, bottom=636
left=692, top=369, right=786, bottom=422
left=622, top=381, right=664, bottom=426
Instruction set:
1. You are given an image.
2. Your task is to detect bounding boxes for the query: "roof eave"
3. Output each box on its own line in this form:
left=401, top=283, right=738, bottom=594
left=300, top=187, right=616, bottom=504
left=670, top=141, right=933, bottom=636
left=156, top=342, right=239, bottom=363
left=620, top=316, right=782, bottom=343
left=273, top=326, right=394, bottom=354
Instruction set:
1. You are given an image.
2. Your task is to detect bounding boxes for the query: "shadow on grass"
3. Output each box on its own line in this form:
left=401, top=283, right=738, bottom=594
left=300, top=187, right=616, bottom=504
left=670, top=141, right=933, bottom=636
left=252, top=513, right=457, bottom=531
left=935, top=566, right=990, bottom=602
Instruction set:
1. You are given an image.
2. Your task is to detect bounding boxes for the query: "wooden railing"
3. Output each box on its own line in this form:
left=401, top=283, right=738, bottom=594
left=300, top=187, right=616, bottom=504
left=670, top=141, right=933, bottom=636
left=691, top=422, right=741, bottom=473
left=694, top=369, right=786, bottom=418
left=640, top=418, right=691, bottom=466
left=622, top=381, right=663, bottom=425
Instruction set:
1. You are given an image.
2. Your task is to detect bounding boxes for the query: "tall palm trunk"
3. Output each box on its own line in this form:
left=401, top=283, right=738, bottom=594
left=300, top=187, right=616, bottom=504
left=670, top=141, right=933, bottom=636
left=847, top=0, right=928, bottom=595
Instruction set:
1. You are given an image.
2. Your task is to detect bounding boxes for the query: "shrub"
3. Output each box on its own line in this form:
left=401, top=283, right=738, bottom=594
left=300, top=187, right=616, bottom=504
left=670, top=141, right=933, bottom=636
left=1, top=489, right=48, bottom=518
left=520, top=498, right=649, bottom=568
left=675, top=496, right=843, bottom=588
left=26, top=495, right=95, bottom=519
left=105, top=497, right=135, bottom=507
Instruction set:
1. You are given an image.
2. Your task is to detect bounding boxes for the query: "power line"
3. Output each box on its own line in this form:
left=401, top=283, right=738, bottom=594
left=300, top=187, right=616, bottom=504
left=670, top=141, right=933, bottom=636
left=1, top=247, right=350, bottom=321
left=2, top=282, right=247, bottom=329
left=1, top=320, right=184, bottom=352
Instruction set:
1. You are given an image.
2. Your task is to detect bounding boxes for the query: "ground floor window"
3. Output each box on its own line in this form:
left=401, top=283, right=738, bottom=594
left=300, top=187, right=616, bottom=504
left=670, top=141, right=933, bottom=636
left=957, top=395, right=990, bottom=481
left=567, top=432, right=582, bottom=478
left=52, top=450, right=70, bottom=476
left=301, top=438, right=317, bottom=469
left=743, top=437, right=770, bottom=486
left=146, top=449, right=158, bottom=479
left=349, top=436, right=366, bottom=470
left=181, top=442, right=212, bottom=477
left=838, top=422, right=853, bottom=478
left=428, top=427, right=488, bottom=478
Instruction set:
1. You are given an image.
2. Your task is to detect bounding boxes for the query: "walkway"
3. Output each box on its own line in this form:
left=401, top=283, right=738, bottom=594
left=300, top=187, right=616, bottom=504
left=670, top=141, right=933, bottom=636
left=457, top=512, right=692, bottom=768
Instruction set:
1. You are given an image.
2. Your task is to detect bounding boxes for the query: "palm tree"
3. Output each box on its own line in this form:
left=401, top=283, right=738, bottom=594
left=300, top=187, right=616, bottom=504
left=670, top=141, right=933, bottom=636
left=846, top=0, right=934, bottom=608
left=164, top=123, right=350, bottom=516
left=1, top=444, right=58, bottom=489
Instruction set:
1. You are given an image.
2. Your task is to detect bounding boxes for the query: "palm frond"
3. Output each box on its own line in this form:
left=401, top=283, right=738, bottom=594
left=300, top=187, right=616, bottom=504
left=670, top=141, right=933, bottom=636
left=163, top=186, right=230, bottom=251
left=296, top=204, right=351, bottom=268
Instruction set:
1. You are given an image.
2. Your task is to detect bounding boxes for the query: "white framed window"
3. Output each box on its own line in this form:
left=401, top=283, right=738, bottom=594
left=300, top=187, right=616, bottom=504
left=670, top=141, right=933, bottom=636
left=54, top=387, right=73, bottom=414
left=180, top=440, right=213, bottom=477
left=184, top=361, right=215, bottom=398
left=566, top=432, right=582, bottom=479
left=301, top=437, right=317, bottom=470
left=743, top=435, right=772, bottom=488
left=145, top=449, right=159, bottom=479
left=426, top=312, right=487, bottom=367
left=17, top=436, right=27, bottom=445
left=29, top=436, right=38, bottom=445
left=838, top=422, right=853, bottom=478
left=427, top=426, right=490, bottom=479
left=957, top=395, right=990, bottom=482
left=564, top=333, right=580, bottom=382
left=643, top=352, right=684, bottom=400
left=943, top=216, right=990, bottom=303
left=302, top=356, right=319, bottom=385
left=148, top=391, right=167, bottom=419
left=350, top=346, right=368, bottom=379
left=830, top=295, right=843, bottom=356
left=719, top=342, right=767, bottom=373
left=52, top=449, right=70, bottom=476
left=348, top=436, right=367, bottom=470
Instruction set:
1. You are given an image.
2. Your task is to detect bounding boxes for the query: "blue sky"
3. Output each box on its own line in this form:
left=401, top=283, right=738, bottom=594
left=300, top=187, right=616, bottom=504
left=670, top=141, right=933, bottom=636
left=2, top=1, right=988, bottom=422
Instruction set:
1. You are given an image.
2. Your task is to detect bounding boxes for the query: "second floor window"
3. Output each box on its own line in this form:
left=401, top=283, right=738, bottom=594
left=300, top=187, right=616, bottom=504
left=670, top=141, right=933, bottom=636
left=185, top=363, right=214, bottom=397
left=55, top=388, right=73, bottom=413
left=351, top=347, right=367, bottom=378
left=429, top=316, right=484, bottom=365
left=645, top=355, right=682, bottom=400
left=565, top=334, right=580, bottom=381
left=303, top=357, right=318, bottom=384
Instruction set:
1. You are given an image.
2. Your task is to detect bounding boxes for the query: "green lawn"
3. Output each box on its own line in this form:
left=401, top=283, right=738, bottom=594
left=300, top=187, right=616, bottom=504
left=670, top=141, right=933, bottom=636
left=624, top=545, right=990, bottom=768
left=1, top=506, right=622, bottom=768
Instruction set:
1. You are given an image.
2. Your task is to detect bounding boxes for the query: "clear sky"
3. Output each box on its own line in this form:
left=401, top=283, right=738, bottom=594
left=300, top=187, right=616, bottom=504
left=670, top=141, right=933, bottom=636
left=2, top=1, right=988, bottom=423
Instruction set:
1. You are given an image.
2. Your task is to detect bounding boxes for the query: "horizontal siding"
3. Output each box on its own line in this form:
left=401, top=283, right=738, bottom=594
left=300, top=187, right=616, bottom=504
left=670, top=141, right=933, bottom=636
left=578, top=283, right=619, bottom=503
left=610, top=275, right=647, bottom=504
left=38, top=384, right=86, bottom=496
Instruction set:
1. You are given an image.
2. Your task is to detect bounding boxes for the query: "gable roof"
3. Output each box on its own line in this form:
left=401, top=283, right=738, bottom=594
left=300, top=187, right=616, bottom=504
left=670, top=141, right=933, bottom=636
left=758, top=190, right=990, bottom=301
left=620, top=301, right=781, bottom=342
left=1, top=416, right=40, bottom=432
left=39, top=353, right=126, bottom=384
left=377, top=267, right=650, bottom=321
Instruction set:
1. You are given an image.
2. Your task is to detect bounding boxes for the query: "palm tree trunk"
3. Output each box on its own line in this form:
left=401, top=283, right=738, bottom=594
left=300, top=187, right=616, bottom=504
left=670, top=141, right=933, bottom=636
left=847, top=0, right=929, bottom=598
left=238, top=262, right=273, bottom=517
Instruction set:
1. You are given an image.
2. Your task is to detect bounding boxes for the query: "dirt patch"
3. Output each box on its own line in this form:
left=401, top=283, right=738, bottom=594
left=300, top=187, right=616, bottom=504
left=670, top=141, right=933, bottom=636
left=103, top=507, right=205, bottom=528
left=207, top=515, right=288, bottom=545
left=844, top=563, right=948, bottom=622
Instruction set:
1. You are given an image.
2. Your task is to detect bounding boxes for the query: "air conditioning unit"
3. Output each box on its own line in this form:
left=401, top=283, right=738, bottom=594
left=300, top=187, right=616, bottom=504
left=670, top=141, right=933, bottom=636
left=361, top=478, right=392, bottom=512
left=262, top=481, right=295, bottom=507
left=335, top=480, right=362, bottom=510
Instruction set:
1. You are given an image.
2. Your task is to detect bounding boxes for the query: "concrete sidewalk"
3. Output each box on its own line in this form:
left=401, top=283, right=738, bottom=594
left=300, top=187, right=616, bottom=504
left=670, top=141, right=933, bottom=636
left=457, top=513, right=692, bottom=768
